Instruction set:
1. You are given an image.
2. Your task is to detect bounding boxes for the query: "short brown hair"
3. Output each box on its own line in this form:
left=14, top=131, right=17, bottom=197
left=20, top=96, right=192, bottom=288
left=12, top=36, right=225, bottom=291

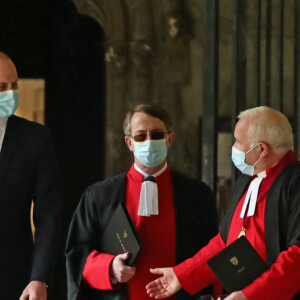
left=123, top=103, right=173, bottom=136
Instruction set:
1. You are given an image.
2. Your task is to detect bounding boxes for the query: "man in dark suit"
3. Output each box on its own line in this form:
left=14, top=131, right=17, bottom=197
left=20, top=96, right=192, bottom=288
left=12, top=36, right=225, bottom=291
left=66, top=103, right=218, bottom=300
left=0, top=52, right=62, bottom=299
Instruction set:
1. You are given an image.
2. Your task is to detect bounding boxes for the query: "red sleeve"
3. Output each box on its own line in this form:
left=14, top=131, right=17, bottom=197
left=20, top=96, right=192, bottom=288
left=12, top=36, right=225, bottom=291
left=82, top=250, right=118, bottom=290
left=173, top=233, right=225, bottom=295
left=242, top=245, right=300, bottom=300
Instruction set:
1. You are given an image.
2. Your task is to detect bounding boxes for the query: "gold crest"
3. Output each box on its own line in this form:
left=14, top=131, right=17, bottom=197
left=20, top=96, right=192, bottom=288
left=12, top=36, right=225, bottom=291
left=230, top=256, right=239, bottom=266
left=123, top=230, right=128, bottom=238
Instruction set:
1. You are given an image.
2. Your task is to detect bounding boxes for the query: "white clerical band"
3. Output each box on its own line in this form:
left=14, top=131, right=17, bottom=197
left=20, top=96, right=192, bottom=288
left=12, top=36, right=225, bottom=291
left=138, top=179, right=159, bottom=217
left=240, top=171, right=266, bottom=219
left=135, top=162, right=167, bottom=217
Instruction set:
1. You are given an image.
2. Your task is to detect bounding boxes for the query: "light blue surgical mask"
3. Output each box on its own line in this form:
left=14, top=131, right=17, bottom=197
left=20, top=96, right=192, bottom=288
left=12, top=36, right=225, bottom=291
left=0, top=90, right=19, bottom=118
left=133, top=139, right=167, bottom=167
left=231, top=144, right=261, bottom=176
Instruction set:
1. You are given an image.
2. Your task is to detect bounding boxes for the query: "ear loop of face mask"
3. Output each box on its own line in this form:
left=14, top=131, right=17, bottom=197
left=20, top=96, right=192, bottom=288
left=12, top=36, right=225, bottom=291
left=246, top=144, right=262, bottom=167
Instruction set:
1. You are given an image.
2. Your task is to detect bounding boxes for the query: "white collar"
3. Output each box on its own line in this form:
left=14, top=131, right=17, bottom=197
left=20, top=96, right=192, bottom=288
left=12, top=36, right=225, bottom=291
left=0, top=117, right=8, bottom=130
left=134, top=162, right=168, bottom=179
left=240, top=171, right=267, bottom=219
left=257, top=170, right=267, bottom=178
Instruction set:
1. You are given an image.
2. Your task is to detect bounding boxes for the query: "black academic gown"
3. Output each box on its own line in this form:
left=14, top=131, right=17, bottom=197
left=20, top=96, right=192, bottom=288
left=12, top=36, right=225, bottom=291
left=66, top=170, right=218, bottom=300
left=220, top=161, right=300, bottom=299
left=0, top=115, right=62, bottom=299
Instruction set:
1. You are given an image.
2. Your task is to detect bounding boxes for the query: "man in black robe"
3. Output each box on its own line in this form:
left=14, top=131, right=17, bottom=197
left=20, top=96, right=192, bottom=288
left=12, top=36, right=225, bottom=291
left=146, top=106, right=300, bottom=300
left=66, top=103, right=218, bottom=300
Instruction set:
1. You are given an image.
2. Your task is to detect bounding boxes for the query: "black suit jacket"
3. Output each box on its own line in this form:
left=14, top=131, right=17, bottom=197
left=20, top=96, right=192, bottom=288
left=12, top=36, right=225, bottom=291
left=0, top=115, right=62, bottom=298
left=66, top=170, right=218, bottom=300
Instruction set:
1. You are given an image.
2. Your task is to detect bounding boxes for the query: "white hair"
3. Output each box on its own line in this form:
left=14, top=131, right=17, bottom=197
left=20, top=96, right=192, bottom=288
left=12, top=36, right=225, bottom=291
left=238, top=106, right=294, bottom=153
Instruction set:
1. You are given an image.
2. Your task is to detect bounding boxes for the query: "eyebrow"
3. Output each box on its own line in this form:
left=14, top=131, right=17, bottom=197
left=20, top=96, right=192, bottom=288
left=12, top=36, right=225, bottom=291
left=0, top=79, right=18, bottom=84
left=134, top=129, right=165, bottom=133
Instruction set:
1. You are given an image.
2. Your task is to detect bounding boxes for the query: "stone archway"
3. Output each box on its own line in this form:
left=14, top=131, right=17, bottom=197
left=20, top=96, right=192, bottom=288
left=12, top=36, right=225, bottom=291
left=71, top=0, right=200, bottom=178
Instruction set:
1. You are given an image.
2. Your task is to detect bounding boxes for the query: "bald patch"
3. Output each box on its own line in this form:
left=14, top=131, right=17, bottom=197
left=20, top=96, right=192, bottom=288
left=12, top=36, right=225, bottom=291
left=0, top=53, right=18, bottom=91
left=0, top=52, right=10, bottom=60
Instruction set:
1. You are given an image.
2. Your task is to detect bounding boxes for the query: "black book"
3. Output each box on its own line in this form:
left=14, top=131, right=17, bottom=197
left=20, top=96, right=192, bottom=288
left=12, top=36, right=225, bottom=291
left=207, top=236, right=268, bottom=293
left=101, top=203, right=142, bottom=266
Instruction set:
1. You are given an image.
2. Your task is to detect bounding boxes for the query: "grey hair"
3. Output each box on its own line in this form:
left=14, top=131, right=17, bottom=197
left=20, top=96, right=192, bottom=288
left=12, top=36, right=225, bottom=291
left=238, top=106, right=294, bottom=153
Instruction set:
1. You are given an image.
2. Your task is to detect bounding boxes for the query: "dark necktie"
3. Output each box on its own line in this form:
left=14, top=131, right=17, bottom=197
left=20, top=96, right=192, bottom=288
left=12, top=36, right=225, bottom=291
left=145, top=175, right=156, bottom=182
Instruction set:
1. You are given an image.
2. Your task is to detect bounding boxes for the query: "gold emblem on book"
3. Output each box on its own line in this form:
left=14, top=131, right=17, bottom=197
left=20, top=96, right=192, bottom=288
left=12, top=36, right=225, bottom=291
left=230, top=256, right=239, bottom=266
left=123, top=230, right=128, bottom=238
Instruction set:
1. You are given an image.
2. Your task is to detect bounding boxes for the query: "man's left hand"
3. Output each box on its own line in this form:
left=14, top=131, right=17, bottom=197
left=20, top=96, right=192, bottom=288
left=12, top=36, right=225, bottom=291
left=224, top=291, right=247, bottom=300
left=19, top=280, right=47, bottom=300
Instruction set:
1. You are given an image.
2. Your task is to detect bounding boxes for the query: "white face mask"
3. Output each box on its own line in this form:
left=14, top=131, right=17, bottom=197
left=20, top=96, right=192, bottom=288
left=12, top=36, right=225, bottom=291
left=133, top=139, right=167, bottom=167
left=0, top=90, right=19, bottom=118
left=231, top=144, right=261, bottom=176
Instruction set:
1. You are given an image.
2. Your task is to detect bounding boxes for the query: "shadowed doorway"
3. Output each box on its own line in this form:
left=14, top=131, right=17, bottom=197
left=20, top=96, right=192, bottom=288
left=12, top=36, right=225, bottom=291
left=0, top=1, right=106, bottom=298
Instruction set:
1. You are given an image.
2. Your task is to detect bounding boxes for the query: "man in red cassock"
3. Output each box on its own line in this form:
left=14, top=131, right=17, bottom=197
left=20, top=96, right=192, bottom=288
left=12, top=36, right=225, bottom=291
left=146, top=106, right=300, bottom=300
left=66, top=103, right=218, bottom=300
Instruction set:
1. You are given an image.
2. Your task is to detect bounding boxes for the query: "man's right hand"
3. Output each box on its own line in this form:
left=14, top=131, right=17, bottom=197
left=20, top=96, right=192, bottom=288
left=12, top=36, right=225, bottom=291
left=109, top=252, right=136, bottom=283
left=146, top=267, right=182, bottom=299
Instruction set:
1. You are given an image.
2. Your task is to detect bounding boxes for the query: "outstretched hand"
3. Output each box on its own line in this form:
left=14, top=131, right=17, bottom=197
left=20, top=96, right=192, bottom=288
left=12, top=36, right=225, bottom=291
left=146, top=267, right=182, bottom=299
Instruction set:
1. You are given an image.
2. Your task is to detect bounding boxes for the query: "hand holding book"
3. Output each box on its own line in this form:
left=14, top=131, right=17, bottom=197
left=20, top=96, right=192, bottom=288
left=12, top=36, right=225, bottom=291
left=109, top=252, right=136, bottom=283
left=101, top=203, right=142, bottom=266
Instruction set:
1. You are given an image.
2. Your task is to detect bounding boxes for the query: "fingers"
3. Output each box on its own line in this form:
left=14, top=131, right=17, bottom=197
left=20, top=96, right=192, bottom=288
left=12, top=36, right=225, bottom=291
left=146, top=280, right=157, bottom=289
left=19, top=291, right=27, bottom=300
left=146, top=278, right=168, bottom=298
left=116, top=252, right=129, bottom=261
left=150, top=268, right=165, bottom=275
left=111, top=253, right=136, bottom=283
left=147, top=282, right=170, bottom=299
left=146, top=277, right=163, bottom=289
left=116, top=265, right=136, bottom=282
left=19, top=288, right=29, bottom=300
left=118, top=267, right=136, bottom=282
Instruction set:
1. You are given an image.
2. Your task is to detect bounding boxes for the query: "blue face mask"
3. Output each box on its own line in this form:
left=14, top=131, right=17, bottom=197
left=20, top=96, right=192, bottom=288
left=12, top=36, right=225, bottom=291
left=133, top=139, right=167, bottom=167
left=0, top=90, right=19, bottom=118
left=231, top=145, right=261, bottom=176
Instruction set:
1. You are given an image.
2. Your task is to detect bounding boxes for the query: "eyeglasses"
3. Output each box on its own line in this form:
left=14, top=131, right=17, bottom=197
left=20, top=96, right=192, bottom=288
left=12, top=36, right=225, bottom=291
left=131, top=131, right=167, bottom=142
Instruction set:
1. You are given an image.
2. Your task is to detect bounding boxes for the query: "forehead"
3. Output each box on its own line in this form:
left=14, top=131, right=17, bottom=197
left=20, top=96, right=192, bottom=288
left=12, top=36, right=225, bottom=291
left=0, top=58, right=18, bottom=83
left=234, top=118, right=250, bottom=140
left=131, top=112, right=166, bottom=131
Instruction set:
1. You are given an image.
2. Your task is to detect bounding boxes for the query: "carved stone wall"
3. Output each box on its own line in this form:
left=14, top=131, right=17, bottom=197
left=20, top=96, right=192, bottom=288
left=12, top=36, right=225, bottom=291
left=72, top=0, right=297, bottom=186
left=72, top=0, right=204, bottom=178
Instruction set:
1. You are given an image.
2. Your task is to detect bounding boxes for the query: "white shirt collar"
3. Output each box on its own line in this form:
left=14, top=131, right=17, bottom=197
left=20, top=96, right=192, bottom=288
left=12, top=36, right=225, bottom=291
left=257, top=170, right=267, bottom=178
left=134, top=162, right=168, bottom=179
left=0, top=117, right=8, bottom=152
left=0, top=117, right=8, bottom=130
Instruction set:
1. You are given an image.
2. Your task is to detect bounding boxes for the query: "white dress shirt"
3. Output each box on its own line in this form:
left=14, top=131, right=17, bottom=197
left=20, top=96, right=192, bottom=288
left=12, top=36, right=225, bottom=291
left=0, top=117, right=8, bottom=152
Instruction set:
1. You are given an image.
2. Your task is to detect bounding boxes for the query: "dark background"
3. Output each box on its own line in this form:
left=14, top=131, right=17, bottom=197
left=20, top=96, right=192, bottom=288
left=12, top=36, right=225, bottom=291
left=0, top=0, right=106, bottom=298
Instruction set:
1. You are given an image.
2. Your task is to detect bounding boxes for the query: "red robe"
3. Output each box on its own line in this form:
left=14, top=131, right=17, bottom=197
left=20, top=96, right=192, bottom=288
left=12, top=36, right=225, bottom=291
left=83, top=165, right=176, bottom=300
left=174, top=151, right=300, bottom=299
